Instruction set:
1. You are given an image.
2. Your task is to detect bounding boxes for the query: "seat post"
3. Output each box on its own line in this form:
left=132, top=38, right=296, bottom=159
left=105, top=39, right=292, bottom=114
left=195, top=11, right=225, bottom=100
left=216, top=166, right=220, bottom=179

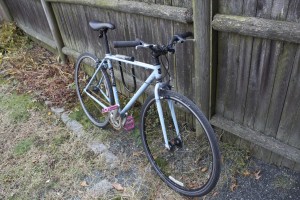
left=103, top=30, right=110, bottom=54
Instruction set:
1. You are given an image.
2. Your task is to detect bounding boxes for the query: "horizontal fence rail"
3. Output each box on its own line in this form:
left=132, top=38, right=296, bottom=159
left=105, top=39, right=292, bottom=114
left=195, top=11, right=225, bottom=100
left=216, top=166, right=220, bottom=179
left=46, top=0, right=193, bottom=23
left=212, top=14, right=300, bottom=44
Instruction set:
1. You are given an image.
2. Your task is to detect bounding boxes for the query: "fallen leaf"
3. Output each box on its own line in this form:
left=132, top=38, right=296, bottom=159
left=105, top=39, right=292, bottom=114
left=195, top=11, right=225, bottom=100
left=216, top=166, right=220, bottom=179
left=80, top=181, right=88, bottom=187
left=230, top=183, right=238, bottom=192
left=48, top=112, right=52, bottom=116
left=230, top=177, right=238, bottom=192
left=132, top=151, right=143, bottom=156
left=201, top=167, right=208, bottom=173
left=212, top=191, right=218, bottom=197
left=254, top=170, right=261, bottom=180
left=243, top=170, right=251, bottom=176
left=112, top=183, right=124, bottom=191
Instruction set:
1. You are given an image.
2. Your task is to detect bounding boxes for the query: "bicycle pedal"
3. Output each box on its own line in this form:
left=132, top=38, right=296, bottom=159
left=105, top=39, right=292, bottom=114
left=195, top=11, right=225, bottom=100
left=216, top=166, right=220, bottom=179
left=124, top=116, right=135, bottom=131
left=102, top=105, right=119, bottom=113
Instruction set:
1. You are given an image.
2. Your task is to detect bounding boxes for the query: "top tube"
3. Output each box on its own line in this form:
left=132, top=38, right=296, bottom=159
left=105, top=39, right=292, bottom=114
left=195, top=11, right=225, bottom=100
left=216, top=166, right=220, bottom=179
left=105, top=55, right=160, bottom=71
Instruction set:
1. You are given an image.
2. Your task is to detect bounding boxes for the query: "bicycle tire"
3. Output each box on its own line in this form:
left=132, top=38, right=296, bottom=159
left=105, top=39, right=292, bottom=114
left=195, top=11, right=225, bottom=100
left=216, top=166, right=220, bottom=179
left=75, top=53, right=114, bottom=127
left=140, top=89, right=220, bottom=197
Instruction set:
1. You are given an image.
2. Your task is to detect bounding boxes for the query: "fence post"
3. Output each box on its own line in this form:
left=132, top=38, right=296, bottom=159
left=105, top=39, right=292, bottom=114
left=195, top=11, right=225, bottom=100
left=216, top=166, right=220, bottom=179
left=0, top=0, right=13, bottom=22
left=193, top=0, right=211, bottom=118
left=41, top=0, right=66, bottom=64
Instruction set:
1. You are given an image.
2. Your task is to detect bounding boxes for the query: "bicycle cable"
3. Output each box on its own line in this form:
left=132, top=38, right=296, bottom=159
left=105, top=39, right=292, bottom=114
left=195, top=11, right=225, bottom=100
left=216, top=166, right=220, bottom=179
left=160, top=55, right=171, bottom=82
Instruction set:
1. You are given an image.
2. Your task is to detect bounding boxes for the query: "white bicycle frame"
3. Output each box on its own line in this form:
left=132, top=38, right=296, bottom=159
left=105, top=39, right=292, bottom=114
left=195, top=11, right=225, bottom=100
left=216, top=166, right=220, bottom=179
left=84, top=54, right=181, bottom=149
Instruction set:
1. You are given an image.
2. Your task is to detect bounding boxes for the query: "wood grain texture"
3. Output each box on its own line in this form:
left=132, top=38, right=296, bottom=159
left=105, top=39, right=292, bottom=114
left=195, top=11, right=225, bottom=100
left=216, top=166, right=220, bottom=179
left=212, top=14, right=300, bottom=44
left=211, top=115, right=300, bottom=163
left=5, top=0, right=53, bottom=40
left=46, top=0, right=193, bottom=23
left=193, top=0, right=210, bottom=117
left=214, top=0, right=300, bottom=169
left=0, top=0, right=13, bottom=21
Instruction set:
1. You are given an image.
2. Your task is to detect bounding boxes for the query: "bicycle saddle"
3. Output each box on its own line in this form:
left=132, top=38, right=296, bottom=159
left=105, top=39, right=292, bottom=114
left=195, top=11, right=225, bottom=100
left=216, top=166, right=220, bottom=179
left=89, top=20, right=115, bottom=31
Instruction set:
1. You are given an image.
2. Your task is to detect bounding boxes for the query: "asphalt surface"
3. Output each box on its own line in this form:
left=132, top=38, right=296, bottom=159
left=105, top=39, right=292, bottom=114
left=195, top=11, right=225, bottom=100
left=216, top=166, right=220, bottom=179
left=212, top=158, right=300, bottom=200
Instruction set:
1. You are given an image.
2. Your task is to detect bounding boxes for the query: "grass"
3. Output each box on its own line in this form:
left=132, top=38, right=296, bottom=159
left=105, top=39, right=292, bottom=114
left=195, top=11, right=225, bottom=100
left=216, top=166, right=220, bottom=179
left=14, top=137, right=34, bottom=156
left=0, top=91, right=42, bottom=123
left=272, top=173, right=296, bottom=190
left=220, top=142, right=250, bottom=175
left=69, top=105, right=94, bottom=130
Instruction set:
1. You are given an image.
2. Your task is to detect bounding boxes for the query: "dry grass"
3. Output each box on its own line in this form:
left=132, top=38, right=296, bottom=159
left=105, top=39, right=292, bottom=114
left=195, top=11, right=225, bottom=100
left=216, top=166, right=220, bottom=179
left=0, top=82, right=189, bottom=199
left=0, top=22, right=77, bottom=108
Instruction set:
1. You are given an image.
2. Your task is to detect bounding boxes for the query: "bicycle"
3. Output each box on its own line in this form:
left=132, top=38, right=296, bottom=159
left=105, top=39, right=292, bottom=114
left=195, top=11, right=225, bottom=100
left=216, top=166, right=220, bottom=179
left=75, top=20, right=221, bottom=197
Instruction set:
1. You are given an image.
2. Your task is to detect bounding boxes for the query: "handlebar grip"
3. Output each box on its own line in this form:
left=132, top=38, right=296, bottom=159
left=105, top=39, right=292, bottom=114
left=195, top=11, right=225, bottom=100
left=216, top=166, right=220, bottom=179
left=177, top=32, right=193, bottom=39
left=113, top=40, right=141, bottom=48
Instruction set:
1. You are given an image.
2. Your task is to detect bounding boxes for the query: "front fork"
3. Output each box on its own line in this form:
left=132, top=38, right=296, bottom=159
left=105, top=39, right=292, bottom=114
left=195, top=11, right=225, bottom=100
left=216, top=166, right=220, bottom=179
left=154, top=83, right=181, bottom=150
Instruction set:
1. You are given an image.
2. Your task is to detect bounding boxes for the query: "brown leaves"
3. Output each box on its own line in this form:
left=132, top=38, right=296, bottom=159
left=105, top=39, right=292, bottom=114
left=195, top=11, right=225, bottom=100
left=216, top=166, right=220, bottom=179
left=242, top=170, right=251, bottom=177
left=4, top=45, right=77, bottom=108
left=254, top=170, right=262, bottom=180
left=242, top=169, right=262, bottom=180
left=112, top=183, right=124, bottom=191
left=80, top=181, right=89, bottom=187
left=230, top=177, right=238, bottom=192
left=229, top=169, right=262, bottom=192
left=201, top=167, right=208, bottom=173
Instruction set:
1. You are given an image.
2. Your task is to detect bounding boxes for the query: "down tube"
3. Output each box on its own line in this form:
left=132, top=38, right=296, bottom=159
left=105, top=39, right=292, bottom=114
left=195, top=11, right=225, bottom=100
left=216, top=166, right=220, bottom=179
left=120, top=72, right=156, bottom=116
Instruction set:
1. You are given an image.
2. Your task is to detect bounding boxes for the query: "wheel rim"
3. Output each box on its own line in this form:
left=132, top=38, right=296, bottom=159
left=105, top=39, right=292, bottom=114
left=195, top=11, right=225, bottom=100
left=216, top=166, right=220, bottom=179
left=76, top=56, right=112, bottom=126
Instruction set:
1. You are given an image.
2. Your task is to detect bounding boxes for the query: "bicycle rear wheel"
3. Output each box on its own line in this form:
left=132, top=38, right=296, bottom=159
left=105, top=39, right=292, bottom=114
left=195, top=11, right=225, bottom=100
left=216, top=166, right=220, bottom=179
left=140, top=90, right=220, bottom=197
left=75, top=53, right=114, bottom=127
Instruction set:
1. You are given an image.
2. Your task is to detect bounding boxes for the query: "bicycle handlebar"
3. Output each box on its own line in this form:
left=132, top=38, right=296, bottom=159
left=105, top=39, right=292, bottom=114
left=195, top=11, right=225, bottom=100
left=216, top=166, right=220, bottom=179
left=113, top=40, right=141, bottom=48
left=177, top=32, right=193, bottom=39
left=113, top=32, right=193, bottom=56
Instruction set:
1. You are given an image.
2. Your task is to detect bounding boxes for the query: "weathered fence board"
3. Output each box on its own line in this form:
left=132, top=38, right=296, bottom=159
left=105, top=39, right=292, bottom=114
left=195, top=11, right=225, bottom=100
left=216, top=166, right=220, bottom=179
left=0, top=0, right=12, bottom=21
left=212, top=15, right=300, bottom=44
left=47, top=0, right=193, bottom=23
left=4, top=0, right=54, bottom=49
left=213, top=0, right=300, bottom=170
left=51, top=1, right=194, bottom=100
left=210, top=114, right=300, bottom=164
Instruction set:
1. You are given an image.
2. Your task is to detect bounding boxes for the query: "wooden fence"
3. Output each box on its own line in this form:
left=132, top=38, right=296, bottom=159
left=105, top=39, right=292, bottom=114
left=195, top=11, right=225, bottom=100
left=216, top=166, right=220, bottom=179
left=1, top=0, right=300, bottom=171
left=211, top=0, right=300, bottom=171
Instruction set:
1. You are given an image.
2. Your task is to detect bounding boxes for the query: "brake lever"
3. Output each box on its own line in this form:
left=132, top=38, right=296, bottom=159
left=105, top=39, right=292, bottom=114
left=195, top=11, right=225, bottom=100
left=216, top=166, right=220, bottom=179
left=174, top=35, right=185, bottom=43
left=135, top=41, right=155, bottom=50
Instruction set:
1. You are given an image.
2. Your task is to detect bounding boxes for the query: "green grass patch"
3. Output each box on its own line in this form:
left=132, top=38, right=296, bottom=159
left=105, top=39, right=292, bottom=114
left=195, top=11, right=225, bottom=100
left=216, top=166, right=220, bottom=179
left=52, top=132, right=70, bottom=146
left=155, top=157, right=169, bottom=174
left=14, top=138, right=34, bottom=156
left=272, top=174, right=296, bottom=189
left=69, top=106, right=93, bottom=130
left=220, top=142, right=250, bottom=175
left=0, top=92, right=41, bottom=123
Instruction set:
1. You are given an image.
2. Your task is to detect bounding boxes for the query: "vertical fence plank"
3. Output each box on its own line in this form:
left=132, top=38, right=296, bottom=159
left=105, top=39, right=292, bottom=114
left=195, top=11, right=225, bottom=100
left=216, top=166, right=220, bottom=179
left=233, top=0, right=257, bottom=125
left=41, top=0, right=66, bottom=63
left=0, top=0, right=12, bottom=21
left=193, top=0, right=210, bottom=117
left=173, top=22, right=194, bottom=100
left=267, top=0, right=299, bottom=166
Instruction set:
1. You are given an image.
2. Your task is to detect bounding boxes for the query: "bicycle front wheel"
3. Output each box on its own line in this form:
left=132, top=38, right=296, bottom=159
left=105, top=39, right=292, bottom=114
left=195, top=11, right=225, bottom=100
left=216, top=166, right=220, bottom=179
left=140, top=90, right=220, bottom=197
left=75, top=53, right=114, bottom=127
